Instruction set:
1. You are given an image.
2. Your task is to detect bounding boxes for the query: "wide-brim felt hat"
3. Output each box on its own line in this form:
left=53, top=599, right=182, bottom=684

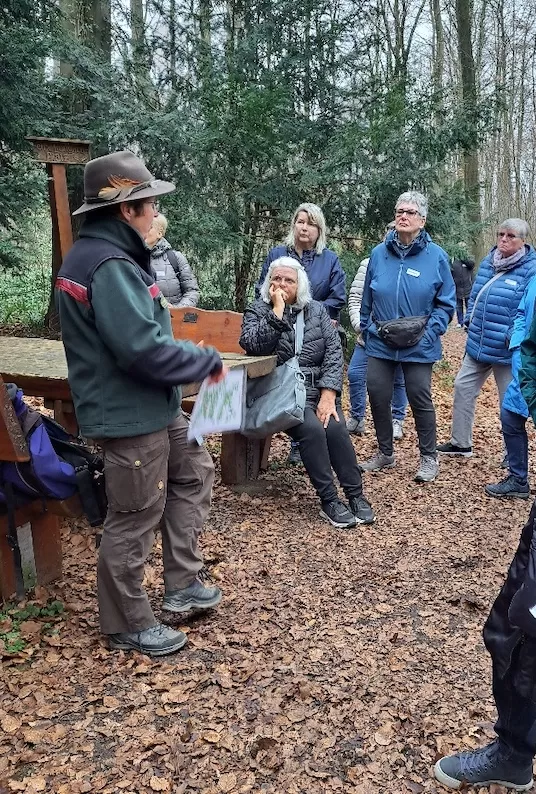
left=73, top=150, right=175, bottom=216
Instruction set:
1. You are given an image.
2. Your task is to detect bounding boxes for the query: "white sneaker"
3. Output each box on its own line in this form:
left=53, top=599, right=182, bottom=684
left=392, top=419, right=404, bottom=440
left=414, top=455, right=439, bottom=483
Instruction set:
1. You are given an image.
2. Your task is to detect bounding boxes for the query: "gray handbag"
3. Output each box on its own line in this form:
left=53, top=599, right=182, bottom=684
left=242, top=311, right=306, bottom=438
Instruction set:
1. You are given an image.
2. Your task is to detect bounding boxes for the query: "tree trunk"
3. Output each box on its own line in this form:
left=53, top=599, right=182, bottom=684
left=455, top=0, right=484, bottom=263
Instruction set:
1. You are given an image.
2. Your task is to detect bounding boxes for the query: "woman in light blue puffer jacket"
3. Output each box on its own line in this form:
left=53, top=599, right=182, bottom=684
left=437, top=218, right=536, bottom=461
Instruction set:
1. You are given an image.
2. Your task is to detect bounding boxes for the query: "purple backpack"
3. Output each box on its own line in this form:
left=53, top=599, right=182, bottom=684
left=0, top=384, right=77, bottom=505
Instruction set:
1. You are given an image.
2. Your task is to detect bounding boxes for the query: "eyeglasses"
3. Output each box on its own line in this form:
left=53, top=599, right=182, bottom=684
left=497, top=231, right=521, bottom=240
left=271, top=276, right=297, bottom=285
left=395, top=208, right=420, bottom=217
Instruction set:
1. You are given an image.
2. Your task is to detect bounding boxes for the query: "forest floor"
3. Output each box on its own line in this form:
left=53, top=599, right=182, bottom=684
left=1, top=327, right=534, bottom=794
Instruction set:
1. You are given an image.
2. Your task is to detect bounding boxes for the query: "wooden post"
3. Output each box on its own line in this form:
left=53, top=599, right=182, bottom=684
left=26, top=137, right=91, bottom=331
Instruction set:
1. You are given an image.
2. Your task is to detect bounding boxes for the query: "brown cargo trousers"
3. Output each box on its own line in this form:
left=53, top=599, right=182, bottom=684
left=96, top=413, right=214, bottom=634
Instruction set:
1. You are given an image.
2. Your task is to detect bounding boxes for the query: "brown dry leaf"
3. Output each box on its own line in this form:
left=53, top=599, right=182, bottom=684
left=102, top=696, right=120, bottom=709
left=24, top=777, right=47, bottom=792
left=148, top=777, right=170, bottom=792
left=18, top=621, right=42, bottom=640
left=218, top=772, right=237, bottom=792
left=201, top=730, right=221, bottom=744
left=1, top=714, right=21, bottom=734
left=404, top=782, right=424, bottom=794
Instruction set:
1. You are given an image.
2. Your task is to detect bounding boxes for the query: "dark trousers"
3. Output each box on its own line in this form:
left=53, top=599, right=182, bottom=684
left=367, top=357, right=436, bottom=457
left=501, top=406, right=529, bottom=484
left=493, top=660, right=536, bottom=760
left=287, top=405, right=363, bottom=503
left=484, top=501, right=536, bottom=761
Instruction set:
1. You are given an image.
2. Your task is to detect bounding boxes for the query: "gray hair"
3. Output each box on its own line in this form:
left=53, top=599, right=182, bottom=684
left=395, top=191, right=428, bottom=219
left=284, top=202, right=327, bottom=254
left=260, top=256, right=312, bottom=309
left=152, top=212, right=168, bottom=235
left=499, top=218, right=530, bottom=240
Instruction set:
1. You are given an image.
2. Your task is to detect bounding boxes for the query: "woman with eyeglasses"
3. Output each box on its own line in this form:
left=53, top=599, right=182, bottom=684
left=359, top=191, right=456, bottom=483
left=437, top=219, right=536, bottom=470
left=241, top=256, right=374, bottom=529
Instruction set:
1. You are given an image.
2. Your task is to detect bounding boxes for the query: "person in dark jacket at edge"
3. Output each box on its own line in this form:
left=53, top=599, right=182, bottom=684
left=56, top=151, right=225, bottom=658
left=433, top=314, right=536, bottom=790
left=242, top=256, right=374, bottom=530
left=255, top=203, right=346, bottom=466
left=451, top=249, right=475, bottom=327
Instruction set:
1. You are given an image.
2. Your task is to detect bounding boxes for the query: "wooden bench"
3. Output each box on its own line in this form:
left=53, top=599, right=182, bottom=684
left=0, top=376, right=82, bottom=600
left=170, top=307, right=272, bottom=484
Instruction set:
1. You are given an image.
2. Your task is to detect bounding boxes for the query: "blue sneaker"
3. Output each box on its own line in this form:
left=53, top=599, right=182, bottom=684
left=434, top=741, right=533, bottom=791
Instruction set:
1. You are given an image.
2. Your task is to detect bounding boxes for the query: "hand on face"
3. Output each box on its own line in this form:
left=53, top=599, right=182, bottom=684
left=269, top=281, right=286, bottom=315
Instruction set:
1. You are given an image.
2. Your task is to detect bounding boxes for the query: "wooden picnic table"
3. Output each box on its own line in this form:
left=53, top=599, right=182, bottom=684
left=0, top=337, right=276, bottom=485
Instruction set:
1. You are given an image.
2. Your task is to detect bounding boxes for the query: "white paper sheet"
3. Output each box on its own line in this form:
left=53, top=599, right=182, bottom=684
left=187, top=367, right=246, bottom=443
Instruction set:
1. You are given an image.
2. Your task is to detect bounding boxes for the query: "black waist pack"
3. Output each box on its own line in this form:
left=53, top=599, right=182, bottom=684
left=375, top=315, right=429, bottom=349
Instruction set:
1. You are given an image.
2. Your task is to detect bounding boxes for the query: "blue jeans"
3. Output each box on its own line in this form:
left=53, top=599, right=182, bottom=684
left=348, top=344, right=407, bottom=422
left=456, top=296, right=468, bottom=325
left=501, top=406, right=528, bottom=483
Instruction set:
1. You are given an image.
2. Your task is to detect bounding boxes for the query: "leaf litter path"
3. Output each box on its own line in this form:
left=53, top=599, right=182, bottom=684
left=1, top=328, right=534, bottom=794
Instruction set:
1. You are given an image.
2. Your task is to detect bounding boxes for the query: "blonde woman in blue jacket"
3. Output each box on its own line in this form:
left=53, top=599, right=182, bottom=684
left=359, top=191, right=455, bottom=483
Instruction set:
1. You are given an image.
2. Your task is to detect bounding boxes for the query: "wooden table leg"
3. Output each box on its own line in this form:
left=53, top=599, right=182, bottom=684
left=0, top=521, right=17, bottom=601
left=220, top=433, right=266, bottom=485
left=31, top=511, right=63, bottom=586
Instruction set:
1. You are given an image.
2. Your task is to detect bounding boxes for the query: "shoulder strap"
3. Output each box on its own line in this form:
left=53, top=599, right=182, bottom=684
left=294, top=311, right=305, bottom=355
left=167, top=250, right=180, bottom=275
left=469, top=271, right=504, bottom=324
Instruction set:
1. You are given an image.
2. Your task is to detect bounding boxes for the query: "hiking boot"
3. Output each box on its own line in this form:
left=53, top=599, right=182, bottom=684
left=434, top=741, right=533, bottom=791
left=287, top=443, right=303, bottom=465
left=392, top=419, right=404, bottom=440
left=485, top=475, right=530, bottom=500
left=347, top=417, right=366, bottom=435
left=319, top=499, right=357, bottom=528
left=163, top=577, right=222, bottom=613
left=108, top=623, right=187, bottom=656
left=437, top=442, right=473, bottom=457
left=348, top=495, right=375, bottom=525
left=414, top=455, right=439, bottom=483
left=359, top=451, right=395, bottom=472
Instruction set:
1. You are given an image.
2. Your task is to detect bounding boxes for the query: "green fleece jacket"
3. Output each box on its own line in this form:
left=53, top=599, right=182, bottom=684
left=56, top=216, right=222, bottom=438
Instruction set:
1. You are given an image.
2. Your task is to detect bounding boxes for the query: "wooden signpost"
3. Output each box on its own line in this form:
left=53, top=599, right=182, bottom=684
left=26, top=137, right=91, bottom=329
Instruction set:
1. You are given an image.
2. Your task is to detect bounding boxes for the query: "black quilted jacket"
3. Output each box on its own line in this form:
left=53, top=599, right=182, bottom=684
left=239, top=299, right=343, bottom=406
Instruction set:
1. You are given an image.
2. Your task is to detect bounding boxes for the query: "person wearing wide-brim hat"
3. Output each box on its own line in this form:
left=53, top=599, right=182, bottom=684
left=56, top=150, right=225, bottom=657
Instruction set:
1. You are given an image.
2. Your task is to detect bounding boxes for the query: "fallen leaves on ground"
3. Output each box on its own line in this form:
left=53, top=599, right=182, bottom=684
left=1, top=329, right=533, bottom=793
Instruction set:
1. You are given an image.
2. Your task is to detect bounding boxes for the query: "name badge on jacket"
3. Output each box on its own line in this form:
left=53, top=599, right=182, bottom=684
left=505, top=278, right=517, bottom=286
left=406, top=268, right=420, bottom=277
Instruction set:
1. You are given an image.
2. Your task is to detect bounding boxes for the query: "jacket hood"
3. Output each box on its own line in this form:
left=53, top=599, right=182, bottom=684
left=79, top=216, right=152, bottom=272
left=385, top=229, right=431, bottom=259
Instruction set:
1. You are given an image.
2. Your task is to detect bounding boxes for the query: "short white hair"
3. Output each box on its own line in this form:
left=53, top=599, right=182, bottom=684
left=499, top=218, right=530, bottom=240
left=152, top=213, right=168, bottom=235
left=260, top=256, right=312, bottom=309
left=285, top=203, right=327, bottom=254
left=395, top=191, right=428, bottom=219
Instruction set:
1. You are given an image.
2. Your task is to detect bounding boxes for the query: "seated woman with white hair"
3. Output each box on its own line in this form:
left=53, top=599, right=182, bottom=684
left=240, top=256, right=374, bottom=528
